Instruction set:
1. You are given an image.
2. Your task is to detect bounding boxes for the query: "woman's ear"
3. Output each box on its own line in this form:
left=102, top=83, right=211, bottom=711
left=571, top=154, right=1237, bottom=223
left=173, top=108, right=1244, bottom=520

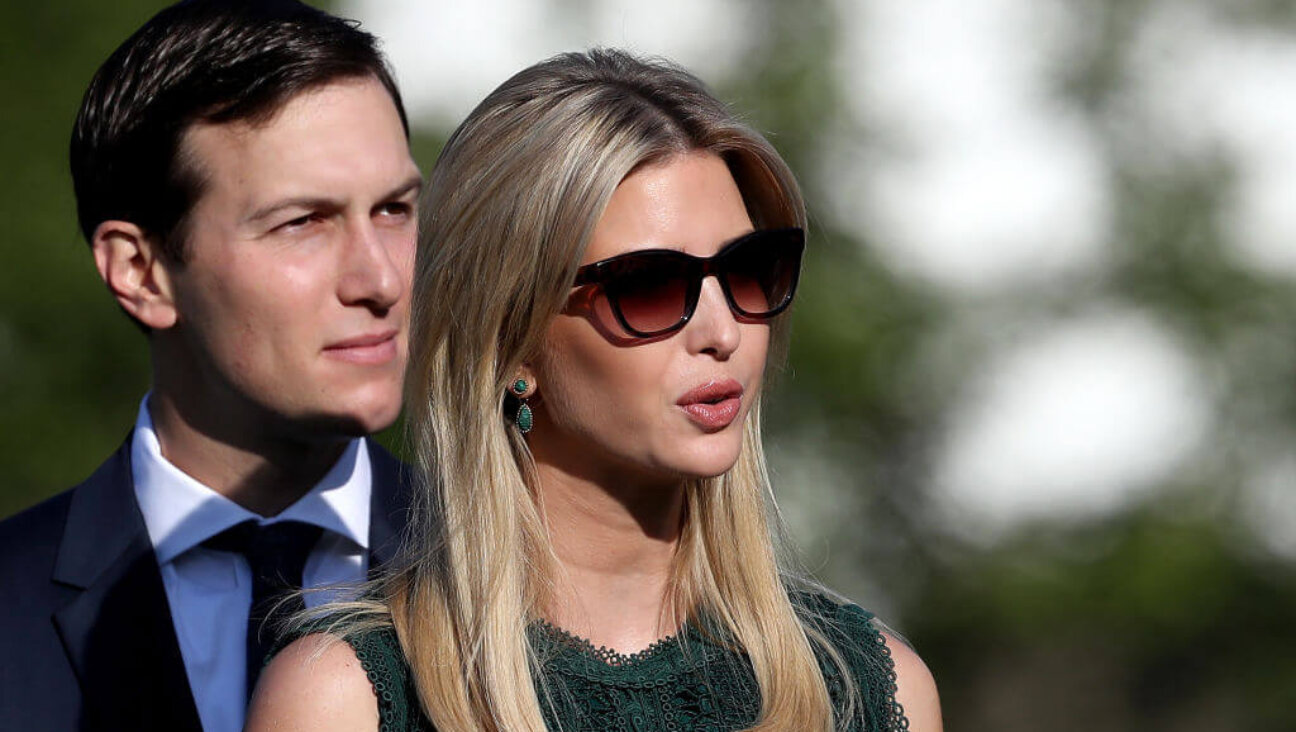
left=92, top=220, right=179, bottom=330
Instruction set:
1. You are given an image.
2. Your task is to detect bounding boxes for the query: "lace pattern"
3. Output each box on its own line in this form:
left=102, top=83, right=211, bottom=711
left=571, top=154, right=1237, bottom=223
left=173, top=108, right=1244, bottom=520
left=531, top=617, right=760, bottom=730
left=815, top=600, right=911, bottom=731
left=531, top=619, right=690, bottom=668
left=285, top=592, right=910, bottom=731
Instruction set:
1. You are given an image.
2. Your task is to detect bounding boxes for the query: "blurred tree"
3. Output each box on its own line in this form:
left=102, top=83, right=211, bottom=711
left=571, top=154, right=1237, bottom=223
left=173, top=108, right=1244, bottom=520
left=717, top=0, right=1296, bottom=729
left=0, top=1, right=165, bottom=517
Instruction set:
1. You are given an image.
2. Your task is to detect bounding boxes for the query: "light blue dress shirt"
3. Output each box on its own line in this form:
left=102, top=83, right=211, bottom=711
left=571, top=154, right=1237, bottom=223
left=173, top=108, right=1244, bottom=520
left=130, top=396, right=372, bottom=732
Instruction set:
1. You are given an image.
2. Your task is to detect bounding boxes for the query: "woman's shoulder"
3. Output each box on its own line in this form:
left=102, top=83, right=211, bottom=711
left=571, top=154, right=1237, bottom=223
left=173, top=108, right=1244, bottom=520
left=247, top=617, right=423, bottom=732
left=792, top=589, right=943, bottom=731
left=246, top=631, right=382, bottom=731
left=790, top=588, right=885, bottom=659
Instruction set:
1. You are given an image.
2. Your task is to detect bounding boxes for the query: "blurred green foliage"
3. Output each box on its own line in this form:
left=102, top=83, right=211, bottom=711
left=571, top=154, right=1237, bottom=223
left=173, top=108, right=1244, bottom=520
left=3, top=1, right=1295, bottom=729
left=0, top=1, right=159, bottom=507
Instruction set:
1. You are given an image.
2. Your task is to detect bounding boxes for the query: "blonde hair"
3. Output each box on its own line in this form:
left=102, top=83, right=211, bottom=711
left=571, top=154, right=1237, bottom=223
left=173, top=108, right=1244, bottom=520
left=357, top=49, right=852, bottom=731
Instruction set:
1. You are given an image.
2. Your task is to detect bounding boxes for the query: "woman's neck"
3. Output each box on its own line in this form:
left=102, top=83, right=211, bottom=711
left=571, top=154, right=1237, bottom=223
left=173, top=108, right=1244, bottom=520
left=534, top=460, right=687, bottom=655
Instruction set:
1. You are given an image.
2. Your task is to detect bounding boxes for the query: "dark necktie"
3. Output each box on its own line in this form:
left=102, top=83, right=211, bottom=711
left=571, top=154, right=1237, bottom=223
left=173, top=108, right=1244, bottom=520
left=203, top=520, right=324, bottom=698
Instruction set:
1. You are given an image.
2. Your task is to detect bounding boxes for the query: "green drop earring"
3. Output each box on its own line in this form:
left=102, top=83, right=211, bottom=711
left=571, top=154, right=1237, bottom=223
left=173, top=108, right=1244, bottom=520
left=511, top=378, right=533, bottom=434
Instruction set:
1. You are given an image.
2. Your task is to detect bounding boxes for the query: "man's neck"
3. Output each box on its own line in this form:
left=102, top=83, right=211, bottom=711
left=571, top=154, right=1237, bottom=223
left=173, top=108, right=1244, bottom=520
left=146, top=391, right=349, bottom=517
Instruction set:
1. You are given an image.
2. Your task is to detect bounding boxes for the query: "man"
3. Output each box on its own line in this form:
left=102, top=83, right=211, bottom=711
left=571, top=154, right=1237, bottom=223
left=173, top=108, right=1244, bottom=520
left=0, top=1, right=420, bottom=729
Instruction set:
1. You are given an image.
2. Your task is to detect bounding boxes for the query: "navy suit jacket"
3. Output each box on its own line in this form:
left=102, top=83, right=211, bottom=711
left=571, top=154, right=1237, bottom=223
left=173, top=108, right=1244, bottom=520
left=0, top=435, right=413, bottom=731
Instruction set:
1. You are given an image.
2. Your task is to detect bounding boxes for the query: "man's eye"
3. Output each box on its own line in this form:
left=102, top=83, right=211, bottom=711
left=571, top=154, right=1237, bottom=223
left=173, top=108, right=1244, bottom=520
left=277, top=213, right=319, bottom=231
left=377, top=202, right=413, bottom=219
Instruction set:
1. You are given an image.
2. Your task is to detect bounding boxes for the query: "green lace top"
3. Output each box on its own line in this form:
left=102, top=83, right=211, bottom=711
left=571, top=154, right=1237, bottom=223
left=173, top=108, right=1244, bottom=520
left=305, top=593, right=908, bottom=731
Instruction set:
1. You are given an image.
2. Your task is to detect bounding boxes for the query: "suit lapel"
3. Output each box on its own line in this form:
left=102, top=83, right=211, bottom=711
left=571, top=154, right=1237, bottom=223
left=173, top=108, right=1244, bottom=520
left=51, top=438, right=202, bottom=732
left=365, top=439, right=413, bottom=572
left=46, top=436, right=411, bottom=729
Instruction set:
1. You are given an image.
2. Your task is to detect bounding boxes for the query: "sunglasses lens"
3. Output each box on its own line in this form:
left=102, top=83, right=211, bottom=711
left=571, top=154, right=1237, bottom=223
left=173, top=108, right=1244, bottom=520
left=723, top=230, right=802, bottom=316
left=578, top=229, right=804, bottom=337
left=605, top=254, right=692, bottom=335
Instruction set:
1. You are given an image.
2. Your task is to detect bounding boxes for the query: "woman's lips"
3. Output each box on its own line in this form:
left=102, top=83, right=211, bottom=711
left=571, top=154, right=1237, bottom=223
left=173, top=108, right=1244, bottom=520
left=677, top=379, right=744, bottom=431
left=323, top=331, right=399, bottom=365
left=680, top=398, right=742, bottom=431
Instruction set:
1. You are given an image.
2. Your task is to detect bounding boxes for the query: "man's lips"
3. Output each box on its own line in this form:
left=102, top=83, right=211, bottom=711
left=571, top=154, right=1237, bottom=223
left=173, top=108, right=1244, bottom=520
left=677, top=379, right=744, bottom=431
left=322, top=330, right=399, bottom=365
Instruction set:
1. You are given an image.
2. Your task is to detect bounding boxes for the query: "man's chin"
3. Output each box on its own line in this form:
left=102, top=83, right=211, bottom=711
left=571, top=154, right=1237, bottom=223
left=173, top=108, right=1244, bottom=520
left=289, top=403, right=401, bottom=441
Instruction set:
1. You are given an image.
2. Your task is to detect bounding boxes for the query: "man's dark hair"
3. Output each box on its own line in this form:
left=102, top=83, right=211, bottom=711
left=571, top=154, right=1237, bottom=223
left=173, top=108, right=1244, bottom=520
left=70, top=0, right=409, bottom=262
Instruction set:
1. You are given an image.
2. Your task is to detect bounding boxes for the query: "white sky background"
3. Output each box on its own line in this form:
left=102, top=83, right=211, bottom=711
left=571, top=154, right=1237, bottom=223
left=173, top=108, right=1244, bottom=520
left=349, top=0, right=1292, bottom=544
left=1121, top=1, right=1296, bottom=276
left=934, top=310, right=1211, bottom=538
left=827, top=0, right=1112, bottom=293
left=341, top=0, right=756, bottom=128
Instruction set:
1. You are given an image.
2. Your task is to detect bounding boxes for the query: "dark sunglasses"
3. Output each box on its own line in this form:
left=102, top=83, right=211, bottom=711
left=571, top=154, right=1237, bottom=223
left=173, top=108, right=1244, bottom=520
left=572, top=227, right=805, bottom=338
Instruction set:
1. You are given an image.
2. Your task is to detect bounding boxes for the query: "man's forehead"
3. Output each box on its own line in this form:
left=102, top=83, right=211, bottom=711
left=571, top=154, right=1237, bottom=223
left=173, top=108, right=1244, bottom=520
left=178, top=77, right=415, bottom=208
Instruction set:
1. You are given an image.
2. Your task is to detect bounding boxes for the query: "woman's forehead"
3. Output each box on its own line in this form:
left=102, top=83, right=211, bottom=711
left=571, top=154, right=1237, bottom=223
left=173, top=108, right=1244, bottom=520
left=583, top=151, right=753, bottom=264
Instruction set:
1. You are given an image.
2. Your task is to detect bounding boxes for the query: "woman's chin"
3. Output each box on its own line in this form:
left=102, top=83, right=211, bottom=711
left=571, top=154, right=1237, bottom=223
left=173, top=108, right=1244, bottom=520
left=664, top=443, right=744, bottom=480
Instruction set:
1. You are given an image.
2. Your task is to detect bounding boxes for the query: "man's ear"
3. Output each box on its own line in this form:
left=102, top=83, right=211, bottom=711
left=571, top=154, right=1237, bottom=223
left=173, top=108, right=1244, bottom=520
left=91, top=220, right=179, bottom=330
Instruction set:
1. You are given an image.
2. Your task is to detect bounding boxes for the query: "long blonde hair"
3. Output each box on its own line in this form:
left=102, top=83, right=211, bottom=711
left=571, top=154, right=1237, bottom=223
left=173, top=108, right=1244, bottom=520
left=366, top=49, right=851, bottom=731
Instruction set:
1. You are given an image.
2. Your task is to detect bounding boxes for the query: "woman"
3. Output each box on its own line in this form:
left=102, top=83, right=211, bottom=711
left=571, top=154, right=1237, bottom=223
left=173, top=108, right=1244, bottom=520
left=248, top=49, right=941, bottom=731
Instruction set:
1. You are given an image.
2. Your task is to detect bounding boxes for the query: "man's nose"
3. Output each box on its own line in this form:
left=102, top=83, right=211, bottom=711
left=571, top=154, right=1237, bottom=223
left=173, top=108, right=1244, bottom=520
left=337, top=220, right=406, bottom=312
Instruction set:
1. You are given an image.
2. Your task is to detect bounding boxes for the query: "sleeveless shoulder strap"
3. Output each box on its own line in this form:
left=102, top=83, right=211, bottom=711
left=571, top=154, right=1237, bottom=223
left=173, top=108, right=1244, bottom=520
left=339, top=625, right=430, bottom=732
left=794, top=591, right=911, bottom=731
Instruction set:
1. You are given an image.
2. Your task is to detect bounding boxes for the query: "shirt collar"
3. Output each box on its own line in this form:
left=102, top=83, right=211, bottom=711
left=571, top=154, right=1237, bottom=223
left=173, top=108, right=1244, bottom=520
left=131, top=394, right=372, bottom=565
